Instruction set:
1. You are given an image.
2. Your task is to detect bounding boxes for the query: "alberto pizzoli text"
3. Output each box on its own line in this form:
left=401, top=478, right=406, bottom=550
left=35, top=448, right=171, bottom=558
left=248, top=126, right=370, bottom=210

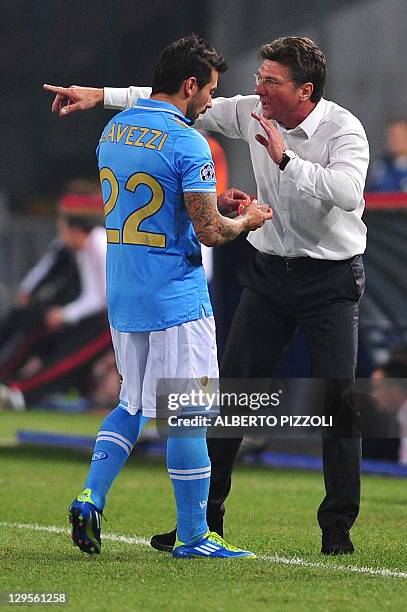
left=168, top=415, right=333, bottom=428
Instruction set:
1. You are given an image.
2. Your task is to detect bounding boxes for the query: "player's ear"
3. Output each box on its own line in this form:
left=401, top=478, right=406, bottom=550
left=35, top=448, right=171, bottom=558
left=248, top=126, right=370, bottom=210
left=184, top=76, right=198, bottom=98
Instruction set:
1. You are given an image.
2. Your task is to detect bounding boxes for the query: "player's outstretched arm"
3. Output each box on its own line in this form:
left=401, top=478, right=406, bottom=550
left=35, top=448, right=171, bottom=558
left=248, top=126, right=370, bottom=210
left=43, top=84, right=104, bottom=116
left=185, top=192, right=273, bottom=247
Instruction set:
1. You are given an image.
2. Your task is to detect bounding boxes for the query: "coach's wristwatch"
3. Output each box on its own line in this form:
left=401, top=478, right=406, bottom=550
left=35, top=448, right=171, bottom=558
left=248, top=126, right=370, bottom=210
left=278, top=149, right=296, bottom=171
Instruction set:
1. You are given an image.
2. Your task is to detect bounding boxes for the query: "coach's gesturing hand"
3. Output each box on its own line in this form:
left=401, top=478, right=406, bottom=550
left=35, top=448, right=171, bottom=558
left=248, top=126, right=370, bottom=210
left=43, top=84, right=104, bottom=116
left=251, top=111, right=285, bottom=165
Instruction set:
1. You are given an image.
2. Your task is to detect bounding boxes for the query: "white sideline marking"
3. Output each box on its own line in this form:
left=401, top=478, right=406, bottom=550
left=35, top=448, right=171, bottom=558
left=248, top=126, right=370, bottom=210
left=260, top=553, right=407, bottom=579
left=0, top=521, right=150, bottom=547
left=1, top=521, right=406, bottom=579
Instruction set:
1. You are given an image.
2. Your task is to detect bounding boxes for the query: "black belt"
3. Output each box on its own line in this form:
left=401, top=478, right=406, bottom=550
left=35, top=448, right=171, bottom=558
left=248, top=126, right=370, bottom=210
left=256, top=252, right=355, bottom=271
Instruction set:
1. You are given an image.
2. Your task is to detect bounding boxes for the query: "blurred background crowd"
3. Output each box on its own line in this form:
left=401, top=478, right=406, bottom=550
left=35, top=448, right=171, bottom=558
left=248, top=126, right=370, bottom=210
left=1, top=0, right=406, bottom=465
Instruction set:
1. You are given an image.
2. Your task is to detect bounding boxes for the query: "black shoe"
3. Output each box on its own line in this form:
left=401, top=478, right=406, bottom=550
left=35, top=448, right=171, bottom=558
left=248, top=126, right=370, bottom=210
left=149, top=522, right=224, bottom=552
left=321, top=520, right=355, bottom=555
left=150, top=527, right=177, bottom=552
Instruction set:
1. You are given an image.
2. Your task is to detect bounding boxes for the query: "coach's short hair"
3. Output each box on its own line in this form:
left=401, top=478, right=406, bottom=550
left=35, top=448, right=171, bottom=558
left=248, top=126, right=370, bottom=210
left=151, top=34, right=228, bottom=95
left=259, top=36, right=326, bottom=103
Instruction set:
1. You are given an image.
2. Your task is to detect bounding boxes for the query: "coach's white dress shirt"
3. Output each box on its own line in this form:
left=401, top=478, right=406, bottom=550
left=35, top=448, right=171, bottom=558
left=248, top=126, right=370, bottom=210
left=105, top=88, right=369, bottom=260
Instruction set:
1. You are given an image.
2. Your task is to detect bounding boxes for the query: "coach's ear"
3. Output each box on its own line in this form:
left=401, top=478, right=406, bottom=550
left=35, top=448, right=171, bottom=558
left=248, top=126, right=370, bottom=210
left=184, top=76, right=198, bottom=98
left=299, top=82, right=313, bottom=102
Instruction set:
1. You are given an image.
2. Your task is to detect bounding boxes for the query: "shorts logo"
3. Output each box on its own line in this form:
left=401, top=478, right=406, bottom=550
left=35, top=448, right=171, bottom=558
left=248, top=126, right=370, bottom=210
left=92, top=451, right=108, bottom=461
left=200, top=162, right=215, bottom=182
left=197, top=376, right=209, bottom=388
left=199, top=500, right=207, bottom=509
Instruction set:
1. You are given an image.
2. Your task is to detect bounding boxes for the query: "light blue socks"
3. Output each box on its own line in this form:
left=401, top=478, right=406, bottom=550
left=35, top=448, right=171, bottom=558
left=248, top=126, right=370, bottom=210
left=84, top=404, right=149, bottom=510
left=167, top=427, right=210, bottom=544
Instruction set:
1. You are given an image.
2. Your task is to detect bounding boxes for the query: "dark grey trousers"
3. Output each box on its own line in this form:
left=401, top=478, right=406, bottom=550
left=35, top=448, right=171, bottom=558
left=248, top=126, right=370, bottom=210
left=207, top=252, right=365, bottom=532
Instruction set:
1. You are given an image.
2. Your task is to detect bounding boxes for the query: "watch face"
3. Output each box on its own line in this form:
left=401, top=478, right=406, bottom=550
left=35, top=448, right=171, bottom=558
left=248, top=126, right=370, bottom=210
left=285, top=149, right=295, bottom=159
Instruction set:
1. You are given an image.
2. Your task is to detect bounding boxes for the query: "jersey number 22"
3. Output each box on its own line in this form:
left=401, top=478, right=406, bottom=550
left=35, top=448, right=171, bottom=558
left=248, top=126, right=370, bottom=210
left=100, top=167, right=166, bottom=248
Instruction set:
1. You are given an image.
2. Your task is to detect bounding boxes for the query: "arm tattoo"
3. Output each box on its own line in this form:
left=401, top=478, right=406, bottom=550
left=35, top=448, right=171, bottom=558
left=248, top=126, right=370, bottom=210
left=184, top=192, right=244, bottom=247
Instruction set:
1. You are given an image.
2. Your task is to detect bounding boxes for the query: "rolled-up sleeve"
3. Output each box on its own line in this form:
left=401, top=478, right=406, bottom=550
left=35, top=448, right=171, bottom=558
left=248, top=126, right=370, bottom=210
left=104, top=86, right=151, bottom=109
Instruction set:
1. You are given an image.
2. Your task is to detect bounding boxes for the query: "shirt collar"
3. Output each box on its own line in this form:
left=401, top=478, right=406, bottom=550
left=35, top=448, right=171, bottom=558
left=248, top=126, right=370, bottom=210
left=280, top=98, right=327, bottom=139
left=135, top=98, right=192, bottom=125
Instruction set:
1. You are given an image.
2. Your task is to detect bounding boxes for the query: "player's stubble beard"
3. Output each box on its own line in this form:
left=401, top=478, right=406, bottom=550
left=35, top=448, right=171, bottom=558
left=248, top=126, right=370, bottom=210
left=185, top=100, right=199, bottom=123
left=185, top=96, right=208, bottom=124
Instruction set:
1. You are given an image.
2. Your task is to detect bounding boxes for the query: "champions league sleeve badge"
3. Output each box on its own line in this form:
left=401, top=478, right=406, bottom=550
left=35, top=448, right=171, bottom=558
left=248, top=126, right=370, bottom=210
left=200, top=162, right=216, bottom=182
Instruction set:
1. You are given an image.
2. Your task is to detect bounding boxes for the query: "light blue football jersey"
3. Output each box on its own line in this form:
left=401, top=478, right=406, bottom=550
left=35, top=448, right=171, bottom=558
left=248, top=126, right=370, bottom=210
left=97, top=99, right=216, bottom=332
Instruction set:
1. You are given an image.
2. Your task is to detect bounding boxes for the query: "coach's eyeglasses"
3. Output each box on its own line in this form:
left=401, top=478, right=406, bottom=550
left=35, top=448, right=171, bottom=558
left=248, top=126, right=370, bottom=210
left=254, top=73, right=292, bottom=88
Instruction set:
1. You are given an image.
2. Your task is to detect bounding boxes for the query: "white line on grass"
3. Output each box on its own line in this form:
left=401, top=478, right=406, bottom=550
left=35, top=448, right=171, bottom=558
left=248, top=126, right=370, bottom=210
left=260, top=553, right=407, bottom=579
left=0, top=521, right=150, bottom=547
left=1, top=521, right=406, bottom=580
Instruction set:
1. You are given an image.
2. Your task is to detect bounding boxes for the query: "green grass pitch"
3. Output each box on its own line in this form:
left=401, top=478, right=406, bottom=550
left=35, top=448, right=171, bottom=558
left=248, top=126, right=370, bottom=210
left=0, top=410, right=406, bottom=611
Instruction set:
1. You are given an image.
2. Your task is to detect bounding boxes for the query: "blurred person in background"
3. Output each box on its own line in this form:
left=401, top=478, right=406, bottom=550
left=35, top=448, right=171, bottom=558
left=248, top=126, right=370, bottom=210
left=0, top=243, right=78, bottom=373
left=389, top=342, right=407, bottom=365
left=368, top=360, right=407, bottom=465
left=0, top=182, right=81, bottom=376
left=367, top=120, right=407, bottom=192
left=0, top=182, right=112, bottom=411
left=362, top=362, right=401, bottom=462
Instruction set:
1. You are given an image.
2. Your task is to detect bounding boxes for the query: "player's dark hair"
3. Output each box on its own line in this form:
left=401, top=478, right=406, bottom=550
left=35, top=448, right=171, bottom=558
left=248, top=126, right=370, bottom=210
left=151, top=34, right=228, bottom=95
left=259, top=36, right=326, bottom=103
